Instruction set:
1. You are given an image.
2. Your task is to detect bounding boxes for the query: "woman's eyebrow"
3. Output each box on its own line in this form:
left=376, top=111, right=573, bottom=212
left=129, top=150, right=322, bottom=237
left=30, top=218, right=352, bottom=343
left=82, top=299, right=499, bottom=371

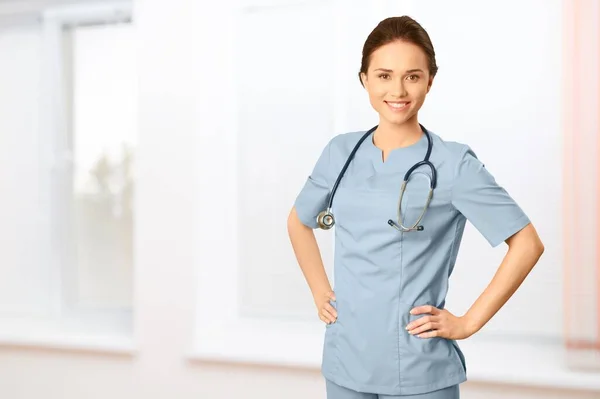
left=373, top=68, right=424, bottom=73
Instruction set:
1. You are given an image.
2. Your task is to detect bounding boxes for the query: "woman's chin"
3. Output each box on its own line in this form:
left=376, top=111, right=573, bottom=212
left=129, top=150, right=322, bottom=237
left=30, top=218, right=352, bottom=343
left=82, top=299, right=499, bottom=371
left=381, top=113, right=413, bottom=126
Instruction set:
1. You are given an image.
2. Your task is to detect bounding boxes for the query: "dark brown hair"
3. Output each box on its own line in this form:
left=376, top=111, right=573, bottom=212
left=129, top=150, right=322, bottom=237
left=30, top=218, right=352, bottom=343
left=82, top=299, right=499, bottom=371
left=358, top=16, right=438, bottom=87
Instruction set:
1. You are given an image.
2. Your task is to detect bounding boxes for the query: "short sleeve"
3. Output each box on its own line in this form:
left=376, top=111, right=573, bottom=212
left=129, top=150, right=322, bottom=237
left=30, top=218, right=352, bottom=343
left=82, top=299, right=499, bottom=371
left=293, top=138, right=334, bottom=229
left=451, top=145, right=530, bottom=247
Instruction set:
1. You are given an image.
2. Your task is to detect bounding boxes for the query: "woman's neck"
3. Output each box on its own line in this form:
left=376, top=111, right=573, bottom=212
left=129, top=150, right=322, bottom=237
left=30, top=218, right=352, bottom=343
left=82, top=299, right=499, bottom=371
left=373, top=118, right=423, bottom=150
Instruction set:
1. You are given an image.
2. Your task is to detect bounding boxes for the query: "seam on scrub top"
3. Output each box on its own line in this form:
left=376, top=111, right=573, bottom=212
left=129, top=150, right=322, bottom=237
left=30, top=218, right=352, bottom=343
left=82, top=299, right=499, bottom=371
left=323, top=369, right=465, bottom=396
left=449, top=145, right=469, bottom=213
left=325, top=135, right=334, bottom=191
left=446, top=216, right=462, bottom=272
left=441, top=217, right=463, bottom=315
left=442, top=216, right=464, bottom=375
left=490, top=213, right=531, bottom=248
left=331, top=300, right=341, bottom=379
left=397, top=198, right=406, bottom=386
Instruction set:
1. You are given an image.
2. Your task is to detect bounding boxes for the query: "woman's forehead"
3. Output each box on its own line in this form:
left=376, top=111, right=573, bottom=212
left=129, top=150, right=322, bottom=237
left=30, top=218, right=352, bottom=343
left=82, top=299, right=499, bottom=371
left=369, top=41, right=428, bottom=71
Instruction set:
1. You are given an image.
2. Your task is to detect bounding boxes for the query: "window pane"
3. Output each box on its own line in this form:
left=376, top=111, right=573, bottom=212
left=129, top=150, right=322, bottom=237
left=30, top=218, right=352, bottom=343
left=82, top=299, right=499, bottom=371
left=0, top=24, right=52, bottom=315
left=70, top=22, right=136, bottom=309
left=236, top=4, right=335, bottom=321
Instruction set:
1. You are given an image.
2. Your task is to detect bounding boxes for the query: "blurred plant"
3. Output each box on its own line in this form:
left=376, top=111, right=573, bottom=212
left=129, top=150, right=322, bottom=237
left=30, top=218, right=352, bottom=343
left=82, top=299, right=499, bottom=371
left=86, top=142, right=134, bottom=219
left=73, top=142, right=134, bottom=308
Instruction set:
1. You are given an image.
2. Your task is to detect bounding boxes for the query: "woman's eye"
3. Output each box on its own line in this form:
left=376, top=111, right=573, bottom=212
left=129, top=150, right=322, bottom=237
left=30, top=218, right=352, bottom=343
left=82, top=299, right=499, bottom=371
left=378, top=74, right=390, bottom=80
left=406, top=74, right=419, bottom=81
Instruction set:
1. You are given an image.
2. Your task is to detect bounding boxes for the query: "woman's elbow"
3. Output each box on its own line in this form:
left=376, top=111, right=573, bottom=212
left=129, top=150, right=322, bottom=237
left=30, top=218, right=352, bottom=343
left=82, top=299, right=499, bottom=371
left=507, top=223, right=544, bottom=255
left=287, top=207, right=306, bottom=233
left=528, top=224, right=545, bottom=254
left=536, top=238, right=545, bottom=254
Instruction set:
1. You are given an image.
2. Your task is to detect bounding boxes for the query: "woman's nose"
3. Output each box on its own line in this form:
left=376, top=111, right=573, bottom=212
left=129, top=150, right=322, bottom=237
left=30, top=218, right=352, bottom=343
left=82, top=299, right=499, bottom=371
left=390, top=78, right=408, bottom=97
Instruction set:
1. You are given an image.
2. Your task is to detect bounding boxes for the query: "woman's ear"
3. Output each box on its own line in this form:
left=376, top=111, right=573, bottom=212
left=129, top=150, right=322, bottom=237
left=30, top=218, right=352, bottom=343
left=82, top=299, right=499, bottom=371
left=426, top=76, right=434, bottom=93
left=360, top=72, right=368, bottom=89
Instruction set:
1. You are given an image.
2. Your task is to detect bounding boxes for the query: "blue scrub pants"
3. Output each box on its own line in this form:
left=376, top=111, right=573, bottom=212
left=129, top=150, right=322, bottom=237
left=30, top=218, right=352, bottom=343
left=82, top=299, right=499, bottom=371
left=326, top=379, right=459, bottom=399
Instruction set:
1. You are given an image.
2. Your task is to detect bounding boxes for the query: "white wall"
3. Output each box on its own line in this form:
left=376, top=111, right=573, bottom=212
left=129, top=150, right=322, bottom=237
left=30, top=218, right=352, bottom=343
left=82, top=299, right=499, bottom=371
left=0, top=0, right=599, bottom=398
left=407, top=0, right=563, bottom=340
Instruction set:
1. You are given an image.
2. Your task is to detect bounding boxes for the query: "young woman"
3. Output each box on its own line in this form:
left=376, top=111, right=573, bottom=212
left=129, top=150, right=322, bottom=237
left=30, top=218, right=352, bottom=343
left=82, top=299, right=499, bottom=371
left=287, top=16, right=544, bottom=399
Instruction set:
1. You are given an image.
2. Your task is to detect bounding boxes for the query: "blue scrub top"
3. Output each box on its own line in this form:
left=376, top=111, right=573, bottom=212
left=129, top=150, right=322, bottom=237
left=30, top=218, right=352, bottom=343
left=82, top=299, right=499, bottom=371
left=293, top=128, right=531, bottom=396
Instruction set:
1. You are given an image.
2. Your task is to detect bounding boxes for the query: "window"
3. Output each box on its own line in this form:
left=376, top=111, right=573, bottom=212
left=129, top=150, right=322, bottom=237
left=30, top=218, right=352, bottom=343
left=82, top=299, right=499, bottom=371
left=66, top=22, right=136, bottom=312
left=0, top=1, right=135, bottom=352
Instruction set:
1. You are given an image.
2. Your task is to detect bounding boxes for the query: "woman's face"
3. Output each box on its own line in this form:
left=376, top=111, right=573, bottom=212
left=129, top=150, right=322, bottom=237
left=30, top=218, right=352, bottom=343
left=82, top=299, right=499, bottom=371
left=360, top=40, right=433, bottom=127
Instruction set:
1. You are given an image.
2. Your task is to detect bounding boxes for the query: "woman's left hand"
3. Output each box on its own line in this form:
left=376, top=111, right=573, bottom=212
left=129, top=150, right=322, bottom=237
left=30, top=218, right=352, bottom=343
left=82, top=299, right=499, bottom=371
left=405, top=305, right=475, bottom=340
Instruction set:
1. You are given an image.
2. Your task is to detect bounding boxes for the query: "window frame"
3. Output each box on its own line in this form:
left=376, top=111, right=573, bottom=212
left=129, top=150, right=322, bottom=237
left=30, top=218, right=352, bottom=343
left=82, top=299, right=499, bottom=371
left=0, top=0, right=135, bottom=355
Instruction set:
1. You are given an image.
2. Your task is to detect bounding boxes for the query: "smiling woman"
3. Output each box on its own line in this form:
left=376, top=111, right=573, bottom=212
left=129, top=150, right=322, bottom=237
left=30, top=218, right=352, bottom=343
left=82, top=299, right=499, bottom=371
left=288, top=15, right=544, bottom=399
left=360, top=40, right=432, bottom=144
left=358, top=17, right=437, bottom=154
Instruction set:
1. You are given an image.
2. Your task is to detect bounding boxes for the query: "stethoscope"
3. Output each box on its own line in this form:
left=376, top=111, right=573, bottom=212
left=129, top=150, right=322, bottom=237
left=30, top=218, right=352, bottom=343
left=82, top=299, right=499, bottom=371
left=316, top=123, right=437, bottom=232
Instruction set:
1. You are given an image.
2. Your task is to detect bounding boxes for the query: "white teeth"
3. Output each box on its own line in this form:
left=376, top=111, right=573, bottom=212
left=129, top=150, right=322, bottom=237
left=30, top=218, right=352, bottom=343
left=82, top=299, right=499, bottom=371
left=388, top=102, right=408, bottom=108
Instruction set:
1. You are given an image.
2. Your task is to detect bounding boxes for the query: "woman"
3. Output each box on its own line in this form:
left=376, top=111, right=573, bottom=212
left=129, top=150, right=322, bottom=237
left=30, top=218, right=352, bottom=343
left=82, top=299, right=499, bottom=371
left=287, top=16, right=544, bottom=399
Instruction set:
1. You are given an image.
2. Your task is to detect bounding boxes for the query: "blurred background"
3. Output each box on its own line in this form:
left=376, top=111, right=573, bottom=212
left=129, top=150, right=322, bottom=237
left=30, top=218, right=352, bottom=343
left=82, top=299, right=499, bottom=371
left=0, top=0, right=598, bottom=398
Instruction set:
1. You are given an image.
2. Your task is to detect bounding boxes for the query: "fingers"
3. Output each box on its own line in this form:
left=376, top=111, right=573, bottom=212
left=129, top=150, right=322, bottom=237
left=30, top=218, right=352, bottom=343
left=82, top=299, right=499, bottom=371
left=407, top=320, right=440, bottom=336
left=416, top=330, right=441, bottom=338
left=410, top=305, right=439, bottom=315
left=320, top=305, right=337, bottom=324
left=327, top=301, right=338, bottom=317
left=326, top=290, right=336, bottom=302
left=318, top=290, right=337, bottom=324
left=406, top=306, right=445, bottom=337
left=406, top=315, right=443, bottom=336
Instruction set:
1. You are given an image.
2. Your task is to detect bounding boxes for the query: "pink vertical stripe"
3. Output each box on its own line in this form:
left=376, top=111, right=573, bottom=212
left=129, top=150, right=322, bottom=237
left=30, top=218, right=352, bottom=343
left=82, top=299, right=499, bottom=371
left=562, top=0, right=572, bottom=346
left=567, top=0, right=581, bottom=348
left=596, top=0, right=600, bottom=347
left=565, top=0, right=600, bottom=351
left=573, top=0, right=581, bottom=348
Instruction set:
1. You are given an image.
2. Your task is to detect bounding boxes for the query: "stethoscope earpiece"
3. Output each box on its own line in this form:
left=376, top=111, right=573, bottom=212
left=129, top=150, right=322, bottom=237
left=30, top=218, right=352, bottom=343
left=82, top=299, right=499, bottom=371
left=317, top=210, right=335, bottom=230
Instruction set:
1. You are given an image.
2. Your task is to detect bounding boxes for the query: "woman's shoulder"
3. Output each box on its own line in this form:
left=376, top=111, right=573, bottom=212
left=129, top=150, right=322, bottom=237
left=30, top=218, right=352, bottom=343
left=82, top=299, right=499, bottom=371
left=426, top=129, right=478, bottom=163
left=324, top=130, right=368, bottom=159
left=329, top=130, right=367, bottom=147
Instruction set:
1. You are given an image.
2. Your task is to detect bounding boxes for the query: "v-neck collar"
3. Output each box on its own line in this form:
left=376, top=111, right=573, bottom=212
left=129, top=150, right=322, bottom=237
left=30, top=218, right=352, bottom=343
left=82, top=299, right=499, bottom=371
left=365, top=130, right=429, bottom=173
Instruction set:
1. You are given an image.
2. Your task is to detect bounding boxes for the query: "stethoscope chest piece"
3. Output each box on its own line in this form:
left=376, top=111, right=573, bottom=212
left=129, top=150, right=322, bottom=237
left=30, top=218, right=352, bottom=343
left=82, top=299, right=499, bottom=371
left=317, top=209, right=335, bottom=230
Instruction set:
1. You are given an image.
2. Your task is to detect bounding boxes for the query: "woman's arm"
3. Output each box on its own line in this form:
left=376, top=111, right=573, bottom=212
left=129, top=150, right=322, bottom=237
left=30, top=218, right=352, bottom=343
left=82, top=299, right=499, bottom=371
left=287, top=207, right=337, bottom=324
left=462, top=223, right=545, bottom=335
left=407, top=222, right=544, bottom=339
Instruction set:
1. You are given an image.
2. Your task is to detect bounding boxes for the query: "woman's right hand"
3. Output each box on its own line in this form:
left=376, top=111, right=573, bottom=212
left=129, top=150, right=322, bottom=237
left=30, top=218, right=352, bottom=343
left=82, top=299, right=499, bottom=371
left=315, top=290, right=337, bottom=325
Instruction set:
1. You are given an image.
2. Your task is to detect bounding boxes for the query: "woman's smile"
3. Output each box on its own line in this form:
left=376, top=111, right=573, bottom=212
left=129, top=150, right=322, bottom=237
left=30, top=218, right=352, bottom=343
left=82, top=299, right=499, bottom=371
left=385, top=100, right=410, bottom=112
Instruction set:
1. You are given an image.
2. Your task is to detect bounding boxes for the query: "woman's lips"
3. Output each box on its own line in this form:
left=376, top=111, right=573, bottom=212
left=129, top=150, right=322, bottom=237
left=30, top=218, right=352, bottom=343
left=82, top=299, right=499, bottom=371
left=385, top=101, right=410, bottom=112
